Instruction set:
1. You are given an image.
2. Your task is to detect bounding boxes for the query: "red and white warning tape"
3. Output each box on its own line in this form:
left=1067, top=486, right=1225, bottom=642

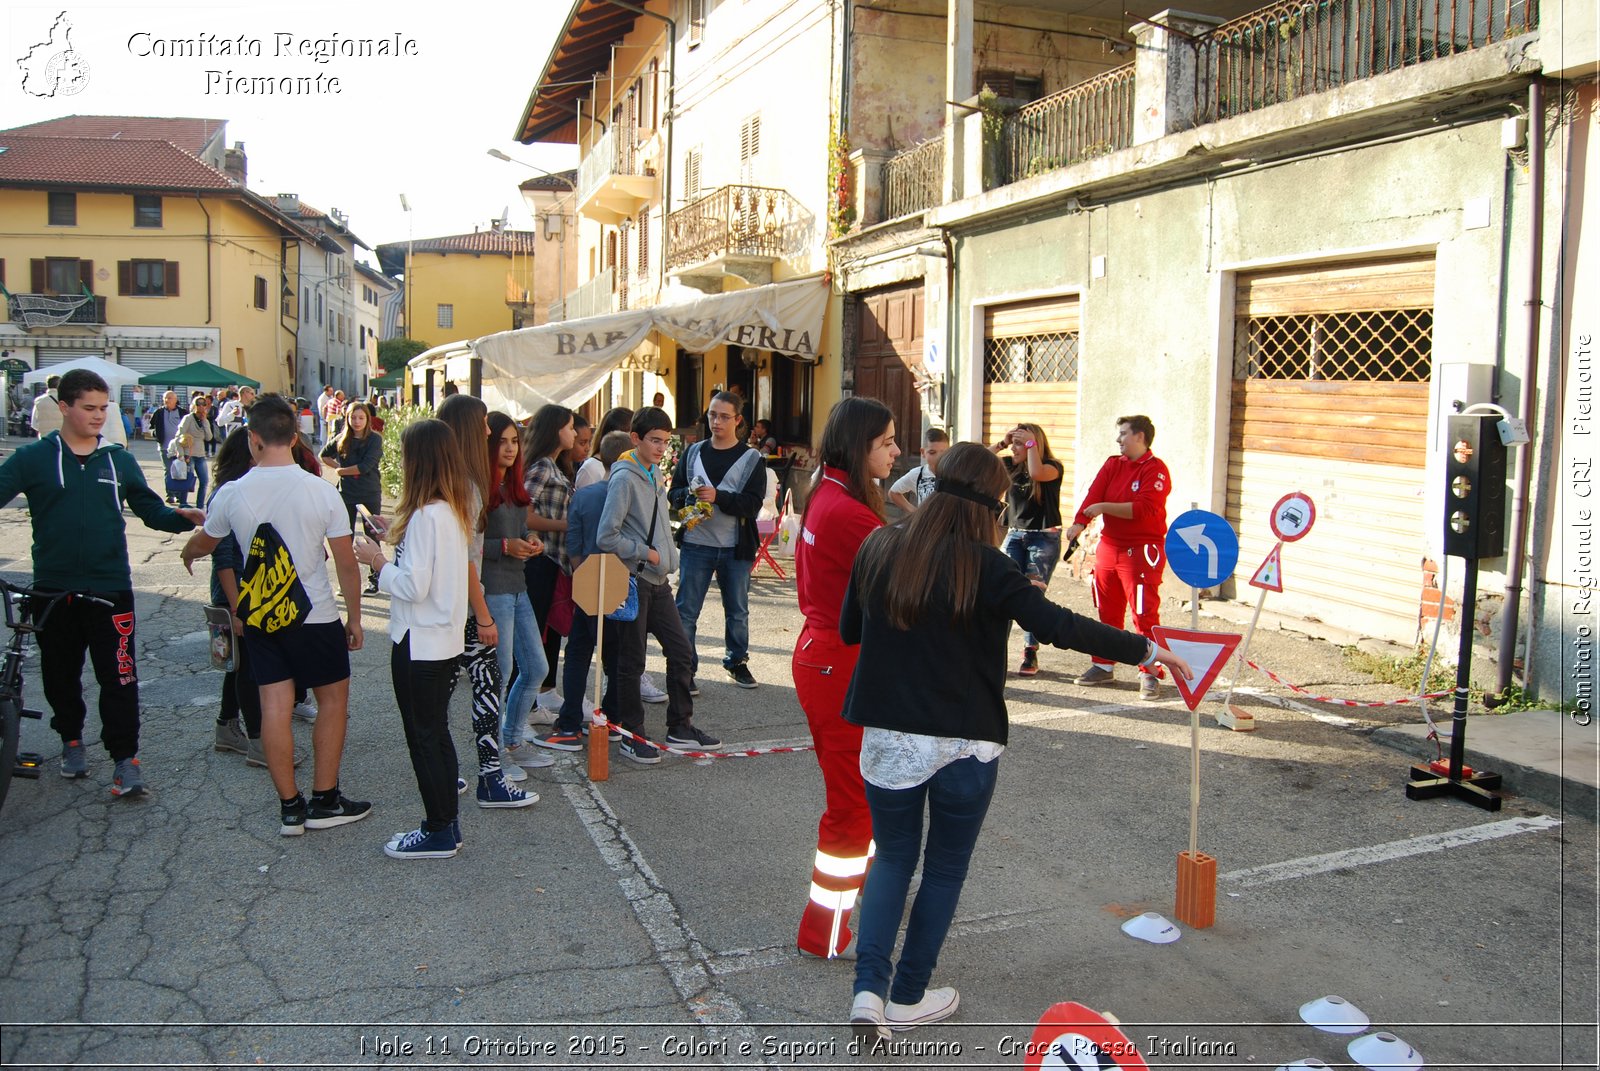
left=599, top=717, right=815, bottom=760
left=1244, top=659, right=1451, bottom=707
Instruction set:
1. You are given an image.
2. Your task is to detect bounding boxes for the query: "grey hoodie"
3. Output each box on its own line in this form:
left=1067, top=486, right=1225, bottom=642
left=596, top=452, right=675, bottom=585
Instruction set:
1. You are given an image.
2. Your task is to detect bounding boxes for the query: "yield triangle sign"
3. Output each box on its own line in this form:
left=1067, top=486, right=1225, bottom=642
left=1150, top=625, right=1242, bottom=711
left=1249, top=543, right=1284, bottom=592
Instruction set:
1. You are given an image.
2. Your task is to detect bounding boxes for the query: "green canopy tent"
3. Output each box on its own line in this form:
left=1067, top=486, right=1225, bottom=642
left=136, top=360, right=261, bottom=390
left=370, top=367, right=404, bottom=390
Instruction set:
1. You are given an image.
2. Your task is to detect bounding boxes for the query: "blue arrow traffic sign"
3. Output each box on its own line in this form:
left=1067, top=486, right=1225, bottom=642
left=1164, top=509, right=1240, bottom=589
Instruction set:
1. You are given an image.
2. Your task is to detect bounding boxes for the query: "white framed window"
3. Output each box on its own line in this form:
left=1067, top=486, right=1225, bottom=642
left=683, top=146, right=703, bottom=204
left=437, top=303, right=454, bottom=329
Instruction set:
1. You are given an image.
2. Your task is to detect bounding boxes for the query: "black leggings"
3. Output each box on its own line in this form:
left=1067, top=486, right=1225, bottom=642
left=392, top=635, right=459, bottom=831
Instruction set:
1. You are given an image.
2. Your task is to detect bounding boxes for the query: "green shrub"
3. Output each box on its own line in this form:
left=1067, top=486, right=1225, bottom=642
left=377, top=404, right=433, bottom=505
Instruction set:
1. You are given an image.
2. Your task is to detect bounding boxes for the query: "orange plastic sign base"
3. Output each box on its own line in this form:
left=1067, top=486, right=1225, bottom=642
left=1023, top=1002, right=1149, bottom=1070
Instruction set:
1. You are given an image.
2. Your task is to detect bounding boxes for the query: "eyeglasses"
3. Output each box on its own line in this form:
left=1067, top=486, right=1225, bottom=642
left=643, top=435, right=672, bottom=448
left=706, top=411, right=736, bottom=423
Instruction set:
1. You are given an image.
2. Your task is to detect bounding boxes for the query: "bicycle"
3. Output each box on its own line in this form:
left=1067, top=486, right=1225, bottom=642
left=0, top=579, right=111, bottom=812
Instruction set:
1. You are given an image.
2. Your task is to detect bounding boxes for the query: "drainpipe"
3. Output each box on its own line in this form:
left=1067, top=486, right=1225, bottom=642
left=600, top=0, right=674, bottom=293
left=1495, top=80, right=1544, bottom=697
left=194, top=194, right=213, bottom=324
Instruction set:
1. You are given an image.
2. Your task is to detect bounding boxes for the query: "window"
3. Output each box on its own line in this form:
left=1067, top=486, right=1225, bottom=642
left=683, top=147, right=703, bottom=204
left=48, top=192, right=76, bottom=226
left=740, top=114, right=761, bottom=163
left=38, top=257, right=90, bottom=295
left=687, top=0, right=705, bottom=47
left=437, top=303, right=453, bottom=329
left=133, top=195, right=163, bottom=228
left=303, top=290, right=310, bottom=322
left=637, top=208, right=650, bottom=276
left=316, top=292, right=323, bottom=324
left=254, top=276, right=268, bottom=310
left=118, top=260, right=179, bottom=297
left=975, top=69, right=1044, bottom=102
left=647, top=59, right=660, bottom=131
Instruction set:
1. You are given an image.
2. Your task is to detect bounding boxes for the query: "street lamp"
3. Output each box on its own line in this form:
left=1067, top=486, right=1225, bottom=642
left=398, top=193, right=413, bottom=343
left=487, top=149, right=576, bottom=324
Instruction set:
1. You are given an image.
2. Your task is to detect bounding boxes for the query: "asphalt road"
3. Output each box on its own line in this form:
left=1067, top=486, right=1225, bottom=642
left=0, top=439, right=1594, bottom=1070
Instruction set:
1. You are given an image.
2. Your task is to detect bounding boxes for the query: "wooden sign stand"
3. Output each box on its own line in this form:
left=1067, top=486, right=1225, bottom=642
left=569, top=552, right=631, bottom=783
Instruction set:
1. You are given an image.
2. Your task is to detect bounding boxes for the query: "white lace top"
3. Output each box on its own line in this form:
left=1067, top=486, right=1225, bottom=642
left=859, top=728, right=1004, bottom=791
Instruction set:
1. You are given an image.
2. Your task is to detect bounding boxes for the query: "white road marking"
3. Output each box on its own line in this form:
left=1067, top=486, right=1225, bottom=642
left=561, top=778, right=770, bottom=1065
left=1220, top=815, right=1563, bottom=887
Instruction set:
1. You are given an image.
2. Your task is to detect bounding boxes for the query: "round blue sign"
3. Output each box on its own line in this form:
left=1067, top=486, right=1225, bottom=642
left=1164, top=510, right=1240, bottom=588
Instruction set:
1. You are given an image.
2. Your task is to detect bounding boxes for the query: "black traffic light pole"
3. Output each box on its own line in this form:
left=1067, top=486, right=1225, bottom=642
left=1407, top=413, right=1504, bottom=811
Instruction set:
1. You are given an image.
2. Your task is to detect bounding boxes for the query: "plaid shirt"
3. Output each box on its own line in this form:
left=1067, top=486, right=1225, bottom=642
left=524, top=456, right=572, bottom=572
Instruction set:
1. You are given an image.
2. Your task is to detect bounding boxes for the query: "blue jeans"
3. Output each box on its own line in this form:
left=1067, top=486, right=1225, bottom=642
left=1003, top=529, right=1062, bottom=648
left=854, top=755, right=999, bottom=1005
left=175, top=456, right=208, bottom=509
left=674, top=540, right=751, bottom=674
left=486, top=591, right=546, bottom=748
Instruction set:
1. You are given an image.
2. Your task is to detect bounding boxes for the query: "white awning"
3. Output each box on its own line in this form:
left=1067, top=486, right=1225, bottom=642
left=461, top=276, right=829, bottom=418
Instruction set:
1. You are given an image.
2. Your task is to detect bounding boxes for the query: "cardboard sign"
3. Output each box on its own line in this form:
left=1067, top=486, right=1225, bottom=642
left=1023, top=1002, right=1149, bottom=1070
left=1150, top=625, right=1243, bottom=711
left=1249, top=543, right=1284, bottom=592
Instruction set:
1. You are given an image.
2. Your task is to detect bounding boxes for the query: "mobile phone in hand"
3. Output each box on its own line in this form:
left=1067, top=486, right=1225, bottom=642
left=354, top=504, right=387, bottom=540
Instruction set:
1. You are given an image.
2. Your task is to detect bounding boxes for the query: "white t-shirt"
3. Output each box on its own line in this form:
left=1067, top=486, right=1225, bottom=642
left=573, top=455, right=605, bottom=490
left=203, top=464, right=352, bottom=624
left=890, top=464, right=937, bottom=506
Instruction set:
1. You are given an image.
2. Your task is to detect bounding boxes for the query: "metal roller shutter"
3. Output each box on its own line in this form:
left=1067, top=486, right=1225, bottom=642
left=116, top=350, right=190, bottom=412
left=1227, top=255, right=1434, bottom=644
left=982, top=294, right=1079, bottom=489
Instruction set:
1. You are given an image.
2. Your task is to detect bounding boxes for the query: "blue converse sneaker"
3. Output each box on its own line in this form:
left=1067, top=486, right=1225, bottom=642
left=60, top=740, right=87, bottom=779
left=384, top=826, right=459, bottom=859
left=390, top=819, right=462, bottom=849
left=476, top=772, right=538, bottom=809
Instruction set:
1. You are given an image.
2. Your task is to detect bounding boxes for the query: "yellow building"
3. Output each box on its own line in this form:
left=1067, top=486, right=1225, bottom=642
left=374, top=228, right=541, bottom=352
left=0, top=122, right=313, bottom=414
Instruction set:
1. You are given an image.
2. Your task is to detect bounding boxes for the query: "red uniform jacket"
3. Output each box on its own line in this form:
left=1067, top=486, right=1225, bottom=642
left=1073, top=452, right=1171, bottom=547
left=796, top=467, right=883, bottom=634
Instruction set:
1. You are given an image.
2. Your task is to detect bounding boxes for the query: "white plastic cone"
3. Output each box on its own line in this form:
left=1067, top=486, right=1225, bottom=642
left=1298, top=994, right=1371, bottom=1034
left=1120, top=911, right=1180, bottom=944
left=1348, top=1031, right=1423, bottom=1071
left=1274, top=1061, right=1330, bottom=1070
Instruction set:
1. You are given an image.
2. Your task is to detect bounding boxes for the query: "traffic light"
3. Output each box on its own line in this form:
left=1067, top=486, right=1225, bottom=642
left=1443, top=414, right=1507, bottom=559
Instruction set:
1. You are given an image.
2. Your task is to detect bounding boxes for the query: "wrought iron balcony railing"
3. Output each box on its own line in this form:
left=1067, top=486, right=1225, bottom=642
left=881, top=136, right=946, bottom=219
left=665, top=185, right=811, bottom=272
left=1196, top=0, right=1538, bottom=122
left=6, top=293, right=108, bottom=328
left=1001, top=63, right=1135, bottom=185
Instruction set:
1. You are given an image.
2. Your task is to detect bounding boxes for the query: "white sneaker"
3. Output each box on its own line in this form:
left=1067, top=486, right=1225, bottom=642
left=640, top=673, right=668, bottom=704
left=885, top=987, right=960, bottom=1030
left=503, top=743, right=556, bottom=769
left=291, top=700, right=318, bottom=722
left=850, top=991, right=889, bottom=1041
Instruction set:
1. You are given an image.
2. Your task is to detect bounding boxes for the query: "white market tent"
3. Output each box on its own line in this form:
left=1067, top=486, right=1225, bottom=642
left=22, top=355, right=142, bottom=393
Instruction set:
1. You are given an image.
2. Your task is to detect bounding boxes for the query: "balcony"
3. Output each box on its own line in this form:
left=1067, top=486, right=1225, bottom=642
left=881, top=136, right=945, bottom=220
left=5, top=293, right=108, bottom=329
left=1002, top=63, right=1134, bottom=184
left=576, top=126, right=656, bottom=226
left=1195, top=0, right=1538, bottom=122
left=665, top=185, right=813, bottom=289
left=563, top=268, right=618, bottom=321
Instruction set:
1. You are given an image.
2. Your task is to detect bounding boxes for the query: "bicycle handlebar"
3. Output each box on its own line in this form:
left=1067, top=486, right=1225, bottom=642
left=0, top=580, right=113, bottom=634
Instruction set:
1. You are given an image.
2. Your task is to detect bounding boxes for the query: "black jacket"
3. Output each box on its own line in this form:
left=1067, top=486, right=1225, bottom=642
left=840, top=542, right=1147, bottom=745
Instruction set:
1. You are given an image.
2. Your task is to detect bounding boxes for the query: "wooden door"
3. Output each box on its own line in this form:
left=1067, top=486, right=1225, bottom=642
left=853, top=284, right=924, bottom=454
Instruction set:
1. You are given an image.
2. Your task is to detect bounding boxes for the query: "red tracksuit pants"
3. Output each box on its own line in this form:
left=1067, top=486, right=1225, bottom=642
left=1091, top=539, right=1165, bottom=670
left=792, top=624, right=874, bottom=958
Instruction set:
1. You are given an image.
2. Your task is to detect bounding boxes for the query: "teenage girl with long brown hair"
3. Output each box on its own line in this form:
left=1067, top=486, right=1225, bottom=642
left=791, top=396, right=900, bottom=959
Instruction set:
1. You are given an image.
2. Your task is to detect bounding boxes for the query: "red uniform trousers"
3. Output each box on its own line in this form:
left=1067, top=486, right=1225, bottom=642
left=1091, top=538, right=1165, bottom=672
left=792, top=623, right=874, bottom=958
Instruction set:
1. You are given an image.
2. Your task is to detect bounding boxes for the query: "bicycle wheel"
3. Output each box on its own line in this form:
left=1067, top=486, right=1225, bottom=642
left=0, top=696, right=19, bottom=813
